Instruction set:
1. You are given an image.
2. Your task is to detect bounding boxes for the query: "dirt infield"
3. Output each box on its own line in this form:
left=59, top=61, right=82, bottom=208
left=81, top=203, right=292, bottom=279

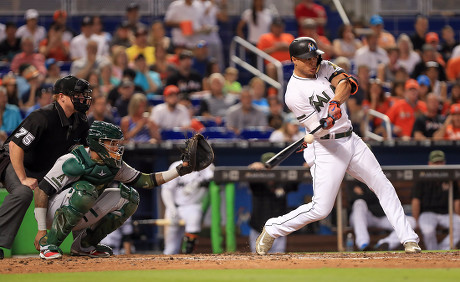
left=1, top=251, right=459, bottom=274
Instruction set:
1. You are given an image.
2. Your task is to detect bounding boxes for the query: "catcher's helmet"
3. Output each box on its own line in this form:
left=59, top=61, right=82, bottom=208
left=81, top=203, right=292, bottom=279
left=54, top=75, right=92, bottom=113
left=87, top=121, right=124, bottom=168
left=289, top=37, right=324, bottom=61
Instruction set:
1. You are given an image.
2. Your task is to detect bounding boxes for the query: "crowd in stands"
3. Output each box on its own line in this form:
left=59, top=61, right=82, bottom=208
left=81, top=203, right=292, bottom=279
left=1, top=0, right=460, bottom=144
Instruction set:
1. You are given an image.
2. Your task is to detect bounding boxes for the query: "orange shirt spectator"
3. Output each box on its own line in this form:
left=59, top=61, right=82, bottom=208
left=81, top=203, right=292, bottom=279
left=446, top=56, right=460, bottom=81
left=295, top=0, right=327, bottom=36
left=386, top=79, right=427, bottom=137
left=444, top=124, right=460, bottom=140
left=257, top=31, right=294, bottom=64
left=39, top=39, right=70, bottom=61
left=434, top=103, right=460, bottom=140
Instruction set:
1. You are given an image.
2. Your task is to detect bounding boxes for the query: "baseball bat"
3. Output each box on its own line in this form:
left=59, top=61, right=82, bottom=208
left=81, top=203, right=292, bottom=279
left=264, top=124, right=322, bottom=169
left=133, top=219, right=186, bottom=226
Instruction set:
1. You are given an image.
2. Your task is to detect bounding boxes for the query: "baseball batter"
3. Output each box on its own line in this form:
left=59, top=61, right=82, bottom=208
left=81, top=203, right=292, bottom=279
left=161, top=161, right=214, bottom=254
left=256, top=37, right=421, bottom=254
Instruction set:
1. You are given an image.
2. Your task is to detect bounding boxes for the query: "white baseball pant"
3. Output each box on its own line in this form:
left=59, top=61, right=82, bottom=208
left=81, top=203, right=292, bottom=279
left=264, top=133, right=419, bottom=246
left=418, top=212, right=460, bottom=250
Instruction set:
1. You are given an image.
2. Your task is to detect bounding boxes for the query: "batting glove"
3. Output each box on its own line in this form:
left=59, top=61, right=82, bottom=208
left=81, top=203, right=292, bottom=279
left=320, top=116, right=335, bottom=130
left=328, top=100, right=342, bottom=121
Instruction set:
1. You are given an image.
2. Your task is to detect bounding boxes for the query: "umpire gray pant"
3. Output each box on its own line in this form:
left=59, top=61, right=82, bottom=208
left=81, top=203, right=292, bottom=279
left=0, top=163, right=34, bottom=249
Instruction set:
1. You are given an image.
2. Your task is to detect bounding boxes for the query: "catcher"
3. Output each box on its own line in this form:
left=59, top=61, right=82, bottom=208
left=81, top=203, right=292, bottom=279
left=34, top=121, right=213, bottom=259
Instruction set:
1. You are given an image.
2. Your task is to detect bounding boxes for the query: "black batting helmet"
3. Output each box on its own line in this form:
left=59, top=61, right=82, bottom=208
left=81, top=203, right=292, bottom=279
left=289, top=37, right=324, bottom=61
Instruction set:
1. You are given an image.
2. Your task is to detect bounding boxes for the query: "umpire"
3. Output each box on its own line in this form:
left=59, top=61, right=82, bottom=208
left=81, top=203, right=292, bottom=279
left=0, top=75, right=92, bottom=259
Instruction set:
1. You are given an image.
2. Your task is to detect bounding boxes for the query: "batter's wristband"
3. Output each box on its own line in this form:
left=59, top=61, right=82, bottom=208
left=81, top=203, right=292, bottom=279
left=34, top=207, right=47, bottom=231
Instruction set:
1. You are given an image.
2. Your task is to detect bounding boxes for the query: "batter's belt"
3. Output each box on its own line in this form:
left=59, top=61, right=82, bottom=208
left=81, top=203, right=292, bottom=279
left=320, top=128, right=353, bottom=140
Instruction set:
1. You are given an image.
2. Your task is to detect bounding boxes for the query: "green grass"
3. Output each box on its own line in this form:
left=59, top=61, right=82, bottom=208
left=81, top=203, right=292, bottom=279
left=2, top=268, right=460, bottom=282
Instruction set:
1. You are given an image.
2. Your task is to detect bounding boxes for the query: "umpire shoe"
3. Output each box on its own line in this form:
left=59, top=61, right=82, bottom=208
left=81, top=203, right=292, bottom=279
left=404, top=242, right=421, bottom=254
left=0, top=248, right=3, bottom=259
left=256, top=227, right=275, bottom=255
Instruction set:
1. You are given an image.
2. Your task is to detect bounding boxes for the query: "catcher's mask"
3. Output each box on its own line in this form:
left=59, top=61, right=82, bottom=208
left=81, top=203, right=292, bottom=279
left=289, top=37, right=324, bottom=71
left=87, top=121, right=124, bottom=168
left=54, top=75, right=92, bottom=113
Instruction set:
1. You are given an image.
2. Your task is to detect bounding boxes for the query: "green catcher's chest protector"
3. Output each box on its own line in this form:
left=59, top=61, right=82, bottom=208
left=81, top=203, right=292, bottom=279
left=63, top=145, right=120, bottom=191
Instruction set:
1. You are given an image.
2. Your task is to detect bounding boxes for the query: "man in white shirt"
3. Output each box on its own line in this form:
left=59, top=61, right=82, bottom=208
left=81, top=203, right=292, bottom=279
left=150, top=85, right=191, bottom=130
left=16, top=9, right=46, bottom=50
left=354, top=31, right=389, bottom=77
left=70, top=16, right=108, bottom=61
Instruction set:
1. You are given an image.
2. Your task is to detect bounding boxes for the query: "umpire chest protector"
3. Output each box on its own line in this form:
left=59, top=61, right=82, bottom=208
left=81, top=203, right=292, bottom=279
left=63, top=145, right=119, bottom=190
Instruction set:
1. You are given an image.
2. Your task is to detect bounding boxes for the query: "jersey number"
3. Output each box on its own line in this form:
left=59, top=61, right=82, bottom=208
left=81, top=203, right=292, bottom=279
left=14, top=127, right=35, bottom=146
left=309, top=91, right=331, bottom=112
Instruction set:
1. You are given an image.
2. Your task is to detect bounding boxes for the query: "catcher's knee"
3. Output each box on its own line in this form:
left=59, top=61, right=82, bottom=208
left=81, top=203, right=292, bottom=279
left=119, top=183, right=139, bottom=217
left=68, top=180, right=98, bottom=214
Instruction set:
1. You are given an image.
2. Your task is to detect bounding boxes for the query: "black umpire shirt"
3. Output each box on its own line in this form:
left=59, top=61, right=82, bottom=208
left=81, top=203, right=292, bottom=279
left=3, top=101, right=89, bottom=181
left=412, top=181, right=460, bottom=214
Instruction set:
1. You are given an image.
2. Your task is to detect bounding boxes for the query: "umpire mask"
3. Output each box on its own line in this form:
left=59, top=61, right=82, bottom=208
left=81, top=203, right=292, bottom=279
left=54, top=75, right=93, bottom=113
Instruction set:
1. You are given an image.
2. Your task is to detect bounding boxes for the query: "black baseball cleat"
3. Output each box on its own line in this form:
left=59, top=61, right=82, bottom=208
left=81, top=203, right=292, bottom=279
left=0, top=248, right=4, bottom=259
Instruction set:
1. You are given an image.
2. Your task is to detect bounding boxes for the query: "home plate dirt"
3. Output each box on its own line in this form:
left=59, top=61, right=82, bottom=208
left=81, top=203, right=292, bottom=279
left=1, top=251, right=459, bottom=274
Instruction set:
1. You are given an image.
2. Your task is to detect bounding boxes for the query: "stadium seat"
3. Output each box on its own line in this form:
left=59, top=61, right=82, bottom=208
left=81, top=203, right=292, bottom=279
left=160, top=128, right=194, bottom=140
left=148, top=95, right=164, bottom=106
left=239, top=126, right=274, bottom=140
left=201, top=127, right=236, bottom=140
left=195, top=116, right=218, bottom=127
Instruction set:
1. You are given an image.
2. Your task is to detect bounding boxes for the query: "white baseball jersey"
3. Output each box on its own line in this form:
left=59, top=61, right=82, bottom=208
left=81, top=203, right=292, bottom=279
left=285, top=60, right=351, bottom=137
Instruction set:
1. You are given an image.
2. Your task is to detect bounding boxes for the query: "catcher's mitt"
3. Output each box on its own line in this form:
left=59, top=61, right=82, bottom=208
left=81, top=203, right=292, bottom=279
left=176, top=133, right=214, bottom=176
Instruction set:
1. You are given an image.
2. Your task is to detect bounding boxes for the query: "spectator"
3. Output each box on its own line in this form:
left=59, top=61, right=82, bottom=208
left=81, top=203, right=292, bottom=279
left=16, top=64, right=41, bottom=111
left=126, top=27, right=155, bottom=65
left=411, top=150, right=460, bottom=250
left=92, top=16, right=112, bottom=47
left=416, top=74, right=431, bottom=101
left=148, top=20, right=174, bottom=54
left=198, top=73, right=236, bottom=124
left=192, top=40, right=214, bottom=77
left=295, top=0, right=327, bottom=36
left=411, top=44, right=447, bottom=81
left=10, top=37, right=46, bottom=76
left=410, top=15, right=429, bottom=53
left=24, top=84, right=53, bottom=117
left=107, top=68, right=144, bottom=106
left=440, top=25, right=458, bottom=62
left=433, top=103, right=460, bottom=140
left=446, top=56, right=460, bottom=82
left=149, top=85, right=191, bottom=131
left=151, top=44, right=176, bottom=85
left=257, top=18, right=294, bottom=82
left=386, top=79, right=427, bottom=139
left=196, top=0, right=228, bottom=71
left=362, top=78, right=392, bottom=138
left=247, top=152, right=298, bottom=253
left=269, top=113, right=303, bottom=142
left=425, top=32, right=445, bottom=67
left=0, top=23, right=21, bottom=62
left=0, top=86, right=22, bottom=140
left=70, top=16, right=108, bottom=61
left=121, top=93, right=159, bottom=143
left=38, top=23, right=70, bottom=61
left=133, top=54, right=162, bottom=97
left=354, top=31, right=389, bottom=77
left=111, top=46, right=129, bottom=81
left=364, top=15, right=395, bottom=49
left=236, top=0, right=273, bottom=46
left=299, top=18, right=333, bottom=60
left=396, top=33, right=421, bottom=75
left=449, top=81, right=460, bottom=105
left=166, top=50, right=202, bottom=95
left=424, top=61, right=447, bottom=103
left=223, top=67, right=242, bottom=95
left=51, top=10, right=74, bottom=43
left=124, top=2, right=147, bottom=34
left=332, top=24, right=362, bottom=60
left=70, top=40, right=110, bottom=80
left=201, top=57, right=220, bottom=91
left=110, top=21, right=132, bottom=51
left=377, top=46, right=400, bottom=83
left=44, top=58, right=62, bottom=85
left=348, top=181, right=416, bottom=251
left=1, top=73, right=19, bottom=106
left=249, top=77, right=269, bottom=114
left=15, top=9, right=46, bottom=50
left=165, top=0, right=204, bottom=49
left=87, top=94, right=114, bottom=125
left=99, top=61, right=118, bottom=96
left=225, top=87, right=267, bottom=135
left=267, top=96, right=285, bottom=130
left=412, top=93, right=444, bottom=140
left=114, top=78, right=136, bottom=118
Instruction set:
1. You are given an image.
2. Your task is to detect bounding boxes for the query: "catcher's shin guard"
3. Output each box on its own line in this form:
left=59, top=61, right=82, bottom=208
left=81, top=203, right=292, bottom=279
left=80, top=184, right=139, bottom=248
left=47, top=181, right=98, bottom=246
